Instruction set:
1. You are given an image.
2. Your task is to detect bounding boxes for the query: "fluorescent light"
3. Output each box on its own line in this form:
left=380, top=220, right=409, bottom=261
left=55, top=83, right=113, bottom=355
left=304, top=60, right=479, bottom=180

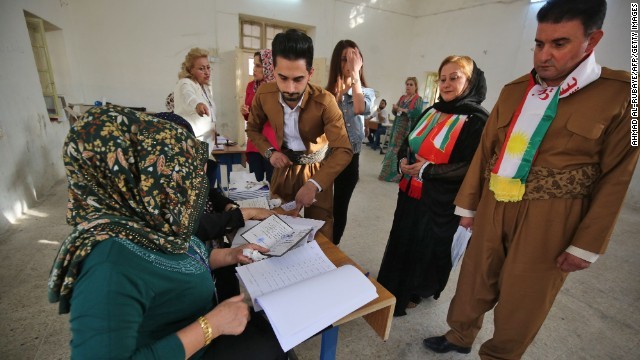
left=530, top=0, right=546, bottom=3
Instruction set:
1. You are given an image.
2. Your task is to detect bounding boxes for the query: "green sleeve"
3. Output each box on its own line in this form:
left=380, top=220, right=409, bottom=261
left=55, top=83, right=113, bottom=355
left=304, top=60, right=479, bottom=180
left=70, top=256, right=186, bottom=359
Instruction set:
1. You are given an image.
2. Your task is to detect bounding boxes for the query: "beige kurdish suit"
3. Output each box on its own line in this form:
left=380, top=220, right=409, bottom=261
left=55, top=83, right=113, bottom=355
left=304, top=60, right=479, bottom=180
left=246, top=82, right=353, bottom=240
left=445, top=68, right=639, bottom=359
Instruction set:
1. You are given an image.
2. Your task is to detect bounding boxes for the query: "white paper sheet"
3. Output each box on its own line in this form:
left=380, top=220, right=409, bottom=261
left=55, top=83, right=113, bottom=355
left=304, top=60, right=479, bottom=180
left=451, top=226, right=472, bottom=268
left=237, top=197, right=270, bottom=209
left=240, top=215, right=310, bottom=256
left=235, top=241, right=337, bottom=310
left=235, top=241, right=378, bottom=351
left=258, top=264, right=377, bottom=351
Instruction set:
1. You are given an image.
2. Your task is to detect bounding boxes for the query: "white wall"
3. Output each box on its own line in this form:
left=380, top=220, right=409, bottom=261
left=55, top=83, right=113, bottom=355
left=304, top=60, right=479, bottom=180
left=0, top=0, right=637, bottom=233
left=0, top=0, right=77, bottom=230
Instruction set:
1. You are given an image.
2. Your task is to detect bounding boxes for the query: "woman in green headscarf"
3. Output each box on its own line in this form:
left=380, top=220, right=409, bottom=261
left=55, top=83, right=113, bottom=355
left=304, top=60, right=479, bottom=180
left=48, top=105, right=285, bottom=359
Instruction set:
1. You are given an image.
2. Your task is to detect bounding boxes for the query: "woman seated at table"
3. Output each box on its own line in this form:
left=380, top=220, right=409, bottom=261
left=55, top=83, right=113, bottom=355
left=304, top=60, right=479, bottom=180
left=48, top=105, right=285, bottom=359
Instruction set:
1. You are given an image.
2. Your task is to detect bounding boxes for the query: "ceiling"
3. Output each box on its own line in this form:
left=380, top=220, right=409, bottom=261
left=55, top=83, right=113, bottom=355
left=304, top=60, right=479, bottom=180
left=337, top=0, right=524, bottom=18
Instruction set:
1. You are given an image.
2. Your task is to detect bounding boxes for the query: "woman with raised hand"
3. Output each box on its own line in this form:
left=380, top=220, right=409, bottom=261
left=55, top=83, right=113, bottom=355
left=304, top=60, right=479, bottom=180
left=325, top=39, right=375, bottom=245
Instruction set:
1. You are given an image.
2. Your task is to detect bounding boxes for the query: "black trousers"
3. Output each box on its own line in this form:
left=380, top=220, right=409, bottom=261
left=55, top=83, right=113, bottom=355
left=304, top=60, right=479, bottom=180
left=203, top=310, right=286, bottom=360
left=332, top=153, right=359, bottom=245
left=247, top=152, right=273, bottom=183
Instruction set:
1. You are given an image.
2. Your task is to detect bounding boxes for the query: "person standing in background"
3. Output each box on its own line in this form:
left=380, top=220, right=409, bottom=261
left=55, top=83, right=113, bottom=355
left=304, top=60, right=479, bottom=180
left=379, top=77, right=423, bottom=182
left=174, top=47, right=217, bottom=142
left=174, top=47, right=218, bottom=188
left=325, top=39, right=375, bottom=245
left=241, top=50, right=277, bottom=182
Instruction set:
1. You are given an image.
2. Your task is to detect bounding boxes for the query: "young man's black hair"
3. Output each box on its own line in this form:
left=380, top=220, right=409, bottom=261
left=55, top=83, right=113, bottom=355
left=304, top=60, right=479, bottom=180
left=537, top=0, right=607, bottom=35
left=271, top=29, right=314, bottom=71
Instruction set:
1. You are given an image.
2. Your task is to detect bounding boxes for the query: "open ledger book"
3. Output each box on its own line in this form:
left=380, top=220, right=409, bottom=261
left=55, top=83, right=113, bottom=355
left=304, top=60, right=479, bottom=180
left=235, top=241, right=378, bottom=351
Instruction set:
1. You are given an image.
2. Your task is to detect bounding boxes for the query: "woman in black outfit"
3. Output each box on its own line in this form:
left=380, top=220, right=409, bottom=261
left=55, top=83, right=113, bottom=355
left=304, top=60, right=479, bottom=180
left=377, top=55, right=489, bottom=316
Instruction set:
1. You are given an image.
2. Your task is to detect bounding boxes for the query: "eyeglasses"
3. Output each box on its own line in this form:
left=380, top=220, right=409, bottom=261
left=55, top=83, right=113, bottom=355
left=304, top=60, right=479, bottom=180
left=195, top=66, right=211, bottom=73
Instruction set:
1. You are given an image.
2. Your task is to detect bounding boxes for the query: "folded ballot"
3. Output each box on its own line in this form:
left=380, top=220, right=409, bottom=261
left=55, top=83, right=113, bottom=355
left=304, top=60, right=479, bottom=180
left=236, top=241, right=378, bottom=351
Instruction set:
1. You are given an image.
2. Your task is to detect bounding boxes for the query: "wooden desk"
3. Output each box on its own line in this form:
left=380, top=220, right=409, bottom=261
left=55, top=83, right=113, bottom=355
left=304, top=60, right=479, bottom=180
left=211, top=145, right=246, bottom=187
left=314, top=234, right=396, bottom=359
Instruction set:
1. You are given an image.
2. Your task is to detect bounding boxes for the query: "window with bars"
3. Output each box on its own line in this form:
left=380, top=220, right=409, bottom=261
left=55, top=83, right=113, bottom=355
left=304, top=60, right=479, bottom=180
left=240, top=18, right=304, bottom=50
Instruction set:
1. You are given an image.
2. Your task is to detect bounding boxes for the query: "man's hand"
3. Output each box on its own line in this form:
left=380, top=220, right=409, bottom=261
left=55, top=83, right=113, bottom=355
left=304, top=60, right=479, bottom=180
left=295, top=182, right=318, bottom=211
left=196, top=102, right=210, bottom=117
left=556, top=251, right=591, bottom=272
left=459, top=217, right=474, bottom=230
left=269, top=152, right=292, bottom=168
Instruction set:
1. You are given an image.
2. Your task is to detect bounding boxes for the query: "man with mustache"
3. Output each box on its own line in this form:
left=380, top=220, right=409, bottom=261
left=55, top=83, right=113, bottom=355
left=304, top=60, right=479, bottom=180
left=423, top=0, right=639, bottom=358
left=246, top=29, right=353, bottom=241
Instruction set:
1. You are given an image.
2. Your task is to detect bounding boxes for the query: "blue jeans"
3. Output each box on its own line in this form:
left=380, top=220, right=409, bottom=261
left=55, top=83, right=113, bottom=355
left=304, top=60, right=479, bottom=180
left=373, top=126, right=387, bottom=150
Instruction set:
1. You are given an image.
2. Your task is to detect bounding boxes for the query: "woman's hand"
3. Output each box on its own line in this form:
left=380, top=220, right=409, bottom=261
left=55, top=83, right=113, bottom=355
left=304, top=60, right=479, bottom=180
left=196, top=102, right=210, bottom=117
left=177, top=293, right=250, bottom=356
left=399, top=157, right=427, bottom=177
left=206, top=294, right=250, bottom=338
left=211, top=244, right=270, bottom=268
left=459, top=217, right=474, bottom=230
left=240, top=207, right=274, bottom=221
left=234, top=243, right=271, bottom=265
left=346, top=48, right=363, bottom=78
left=240, top=104, right=250, bottom=117
left=392, top=103, right=399, bottom=114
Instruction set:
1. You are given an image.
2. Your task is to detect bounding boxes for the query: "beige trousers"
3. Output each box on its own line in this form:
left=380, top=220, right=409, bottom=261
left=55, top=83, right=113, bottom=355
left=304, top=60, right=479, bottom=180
left=445, top=188, right=588, bottom=359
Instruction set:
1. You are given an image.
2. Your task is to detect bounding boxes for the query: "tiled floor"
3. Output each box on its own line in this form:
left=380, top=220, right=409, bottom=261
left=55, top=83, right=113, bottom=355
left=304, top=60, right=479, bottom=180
left=1, top=147, right=638, bottom=359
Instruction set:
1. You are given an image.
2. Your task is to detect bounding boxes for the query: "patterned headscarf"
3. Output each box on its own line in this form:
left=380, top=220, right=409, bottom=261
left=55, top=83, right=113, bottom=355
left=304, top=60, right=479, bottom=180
left=48, top=105, right=209, bottom=313
left=253, top=49, right=275, bottom=93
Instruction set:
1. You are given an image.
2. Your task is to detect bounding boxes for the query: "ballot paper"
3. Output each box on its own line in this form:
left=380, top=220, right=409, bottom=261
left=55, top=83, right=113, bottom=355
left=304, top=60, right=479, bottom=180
left=236, top=197, right=270, bottom=209
left=240, top=215, right=311, bottom=257
left=451, top=226, right=472, bottom=268
left=235, top=241, right=378, bottom=351
left=231, top=216, right=325, bottom=250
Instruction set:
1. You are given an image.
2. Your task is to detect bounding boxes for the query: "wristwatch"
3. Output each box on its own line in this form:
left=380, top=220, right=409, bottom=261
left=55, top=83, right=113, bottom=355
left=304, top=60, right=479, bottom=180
left=226, top=204, right=239, bottom=212
left=264, top=147, right=277, bottom=159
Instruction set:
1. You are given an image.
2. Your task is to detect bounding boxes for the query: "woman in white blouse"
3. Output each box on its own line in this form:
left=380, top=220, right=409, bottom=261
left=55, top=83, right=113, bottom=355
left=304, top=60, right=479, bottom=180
left=174, top=47, right=217, bottom=143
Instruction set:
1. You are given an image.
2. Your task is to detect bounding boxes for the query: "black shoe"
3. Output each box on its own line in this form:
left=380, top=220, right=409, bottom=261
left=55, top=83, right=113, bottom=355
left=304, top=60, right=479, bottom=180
left=423, top=335, right=471, bottom=354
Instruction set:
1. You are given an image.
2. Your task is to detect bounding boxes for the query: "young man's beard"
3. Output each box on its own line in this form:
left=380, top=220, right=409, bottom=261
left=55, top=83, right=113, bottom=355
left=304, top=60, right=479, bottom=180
left=282, top=92, right=303, bottom=103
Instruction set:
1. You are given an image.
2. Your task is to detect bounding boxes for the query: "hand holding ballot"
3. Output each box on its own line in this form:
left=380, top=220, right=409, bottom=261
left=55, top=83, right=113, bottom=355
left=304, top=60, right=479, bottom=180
left=241, top=215, right=312, bottom=257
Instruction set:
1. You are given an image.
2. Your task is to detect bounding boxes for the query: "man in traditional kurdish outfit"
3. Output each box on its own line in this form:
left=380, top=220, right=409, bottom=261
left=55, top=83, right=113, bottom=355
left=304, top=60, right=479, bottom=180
left=424, top=1, right=640, bottom=359
left=246, top=29, right=353, bottom=241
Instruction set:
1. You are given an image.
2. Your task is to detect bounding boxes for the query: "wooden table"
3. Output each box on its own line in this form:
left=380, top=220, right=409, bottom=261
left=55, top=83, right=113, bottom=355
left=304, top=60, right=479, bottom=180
left=210, top=144, right=246, bottom=187
left=314, top=234, right=396, bottom=359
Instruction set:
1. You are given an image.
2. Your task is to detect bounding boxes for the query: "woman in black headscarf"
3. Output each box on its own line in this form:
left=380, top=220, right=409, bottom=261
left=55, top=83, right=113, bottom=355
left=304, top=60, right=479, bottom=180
left=377, top=56, right=489, bottom=317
